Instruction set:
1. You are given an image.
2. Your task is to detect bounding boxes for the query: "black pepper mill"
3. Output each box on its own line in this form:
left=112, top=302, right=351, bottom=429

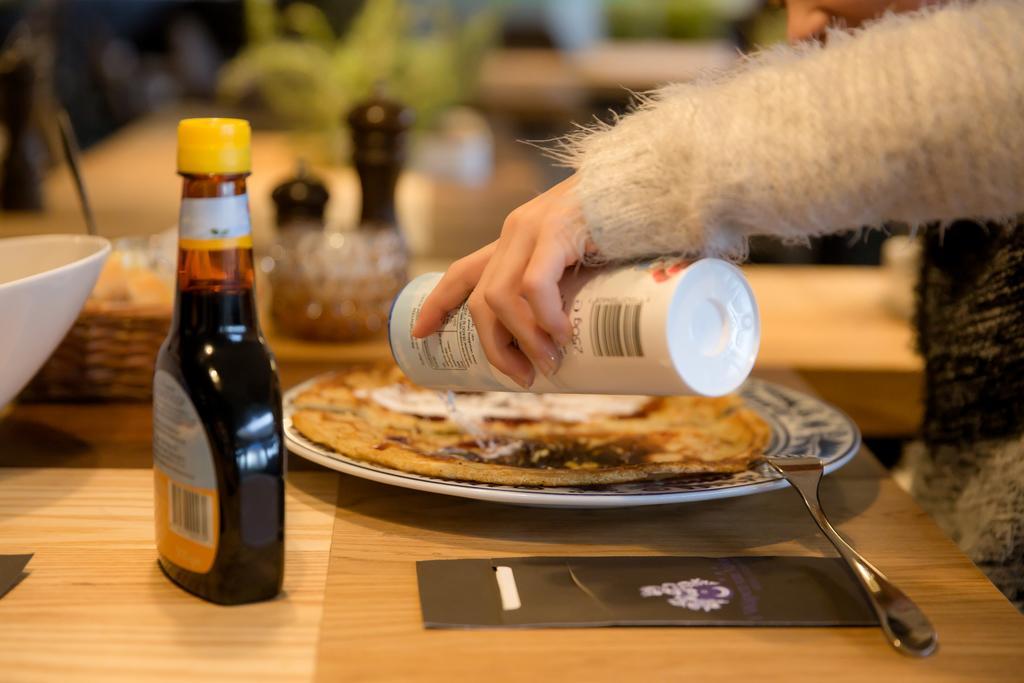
left=348, top=86, right=414, bottom=238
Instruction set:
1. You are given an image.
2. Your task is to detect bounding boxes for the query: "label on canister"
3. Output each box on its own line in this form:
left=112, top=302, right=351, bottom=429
left=152, top=370, right=220, bottom=574
left=389, top=259, right=760, bottom=396
left=178, top=194, right=252, bottom=251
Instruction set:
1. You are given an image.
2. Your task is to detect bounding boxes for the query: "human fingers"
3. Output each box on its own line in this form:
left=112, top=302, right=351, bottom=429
left=483, top=213, right=563, bottom=377
left=466, top=286, right=534, bottom=389
left=412, top=242, right=496, bottom=338
left=520, top=223, right=579, bottom=347
left=514, top=174, right=583, bottom=345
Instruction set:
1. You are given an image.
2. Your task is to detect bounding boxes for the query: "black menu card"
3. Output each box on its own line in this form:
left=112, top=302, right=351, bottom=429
left=417, top=555, right=877, bottom=629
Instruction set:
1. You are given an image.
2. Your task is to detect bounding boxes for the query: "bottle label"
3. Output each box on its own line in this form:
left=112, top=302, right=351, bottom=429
left=392, top=278, right=508, bottom=392
left=178, top=194, right=252, bottom=250
left=390, top=271, right=664, bottom=393
left=153, top=369, right=220, bottom=574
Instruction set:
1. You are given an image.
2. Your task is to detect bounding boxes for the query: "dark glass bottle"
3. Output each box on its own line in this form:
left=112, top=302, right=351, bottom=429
left=153, top=118, right=284, bottom=605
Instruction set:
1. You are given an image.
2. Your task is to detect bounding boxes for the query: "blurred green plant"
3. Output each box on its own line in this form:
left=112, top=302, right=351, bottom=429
left=605, top=0, right=758, bottom=40
left=219, top=0, right=497, bottom=160
left=746, top=5, right=788, bottom=49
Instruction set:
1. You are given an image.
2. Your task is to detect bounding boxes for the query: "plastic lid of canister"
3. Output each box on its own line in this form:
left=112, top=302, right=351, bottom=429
left=667, top=259, right=760, bottom=396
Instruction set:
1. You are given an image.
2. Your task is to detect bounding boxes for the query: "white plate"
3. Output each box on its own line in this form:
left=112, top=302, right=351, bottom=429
left=284, top=377, right=860, bottom=508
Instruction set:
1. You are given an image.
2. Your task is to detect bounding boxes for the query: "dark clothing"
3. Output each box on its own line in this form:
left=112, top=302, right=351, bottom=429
left=917, top=221, right=1024, bottom=446
left=913, top=220, right=1024, bottom=610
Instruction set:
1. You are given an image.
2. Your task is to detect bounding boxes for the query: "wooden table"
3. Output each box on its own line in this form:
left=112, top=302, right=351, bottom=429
left=1, top=364, right=1021, bottom=682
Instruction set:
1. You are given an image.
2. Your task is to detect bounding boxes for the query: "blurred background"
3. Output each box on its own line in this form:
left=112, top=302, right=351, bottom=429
left=1, top=0, right=899, bottom=264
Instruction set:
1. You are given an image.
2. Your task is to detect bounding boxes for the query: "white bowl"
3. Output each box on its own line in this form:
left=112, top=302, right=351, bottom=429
left=0, top=234, right=111, bottom=408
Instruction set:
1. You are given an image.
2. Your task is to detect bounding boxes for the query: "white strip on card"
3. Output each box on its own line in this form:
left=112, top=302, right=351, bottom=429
left=493, top=565, right=521, bottom=611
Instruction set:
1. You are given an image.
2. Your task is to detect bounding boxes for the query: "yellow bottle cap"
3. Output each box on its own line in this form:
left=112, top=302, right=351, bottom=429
left=177, top=118, right=251, bottom=174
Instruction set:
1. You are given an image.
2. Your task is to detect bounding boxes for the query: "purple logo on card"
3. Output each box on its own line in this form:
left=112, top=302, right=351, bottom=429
left=639, top=578, right=733, bottom=612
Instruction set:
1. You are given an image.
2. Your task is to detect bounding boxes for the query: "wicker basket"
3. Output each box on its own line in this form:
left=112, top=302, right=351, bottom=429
left=23, top=300, right=171, bottom=402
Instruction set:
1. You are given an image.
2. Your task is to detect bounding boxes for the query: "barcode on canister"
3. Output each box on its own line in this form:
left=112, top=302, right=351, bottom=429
left=589, top=300, right=644, bottom=357
left=169, top=481, right=213, bottom=546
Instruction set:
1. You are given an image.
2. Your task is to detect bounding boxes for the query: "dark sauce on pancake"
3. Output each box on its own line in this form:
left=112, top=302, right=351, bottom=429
left=438, top=437, right=654, bottom=468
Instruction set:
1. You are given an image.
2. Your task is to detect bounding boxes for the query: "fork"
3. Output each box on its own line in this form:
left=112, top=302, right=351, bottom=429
left=767, top=456, right=938, bottom=657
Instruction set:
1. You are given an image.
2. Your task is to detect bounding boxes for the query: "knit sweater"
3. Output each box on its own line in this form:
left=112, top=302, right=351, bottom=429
left=563, top=0, right=1024, bottom=609
left=567, top=0, right=1024, bottom=260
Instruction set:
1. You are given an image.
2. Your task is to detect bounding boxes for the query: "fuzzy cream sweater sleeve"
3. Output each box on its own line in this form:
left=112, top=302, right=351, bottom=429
left=568, top=0, right=1024, bottom=261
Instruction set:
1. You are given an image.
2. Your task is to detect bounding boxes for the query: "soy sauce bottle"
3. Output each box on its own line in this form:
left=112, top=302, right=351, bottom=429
left=152, top=118, right=284, bottom=604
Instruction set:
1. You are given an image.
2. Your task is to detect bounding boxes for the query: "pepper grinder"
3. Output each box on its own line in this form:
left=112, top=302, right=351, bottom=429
left=348, top=85, right=414, bottom=236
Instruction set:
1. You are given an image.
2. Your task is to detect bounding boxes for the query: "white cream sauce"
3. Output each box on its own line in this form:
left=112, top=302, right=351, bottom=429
left=360, top=384, right=652, bottom=423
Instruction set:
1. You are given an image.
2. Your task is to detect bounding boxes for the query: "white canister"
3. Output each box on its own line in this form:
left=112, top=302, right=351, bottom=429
left=388, top=259, right=760, bottom=396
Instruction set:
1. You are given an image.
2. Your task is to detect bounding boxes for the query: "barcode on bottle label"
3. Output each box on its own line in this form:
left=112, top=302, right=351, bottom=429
left=590, top=300, right=644, bottom=357
left=169, top=481, right=214, bottom=546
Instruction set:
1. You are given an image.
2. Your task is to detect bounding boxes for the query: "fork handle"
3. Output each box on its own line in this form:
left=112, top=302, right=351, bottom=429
left=778, top=466, right=938, bottom=657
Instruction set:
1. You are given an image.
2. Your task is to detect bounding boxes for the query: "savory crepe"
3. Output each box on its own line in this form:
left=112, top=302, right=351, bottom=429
left=290, top=365, right=770, bottom=487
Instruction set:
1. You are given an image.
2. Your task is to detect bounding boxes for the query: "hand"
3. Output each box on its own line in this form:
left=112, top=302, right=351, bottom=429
left=411, top=175, right=589, bottom=388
